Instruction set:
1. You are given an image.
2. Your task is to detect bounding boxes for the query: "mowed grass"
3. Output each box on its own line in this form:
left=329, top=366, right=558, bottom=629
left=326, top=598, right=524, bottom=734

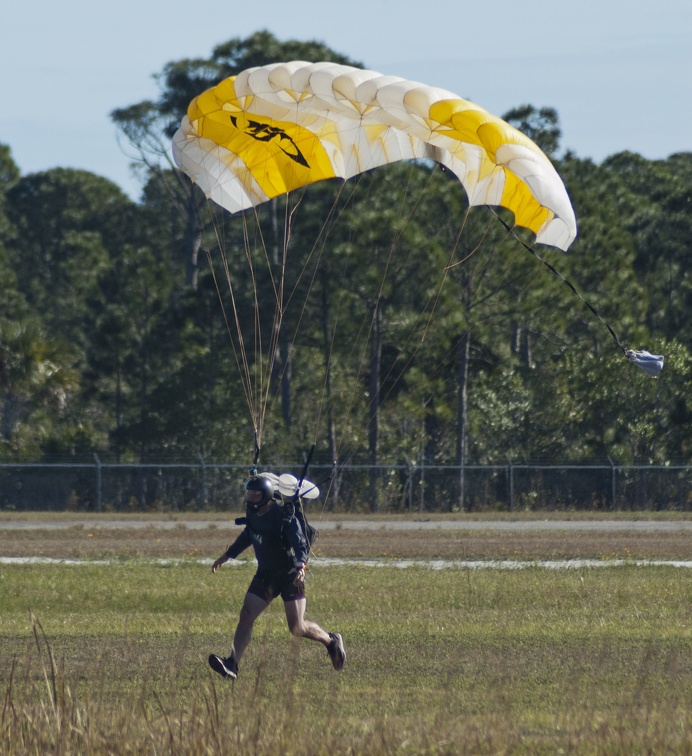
left=1, top=556, right=691, bottom=754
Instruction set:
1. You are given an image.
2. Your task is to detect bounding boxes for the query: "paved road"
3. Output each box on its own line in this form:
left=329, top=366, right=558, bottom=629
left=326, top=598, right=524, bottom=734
left=1, top=519, right=691, bottom=532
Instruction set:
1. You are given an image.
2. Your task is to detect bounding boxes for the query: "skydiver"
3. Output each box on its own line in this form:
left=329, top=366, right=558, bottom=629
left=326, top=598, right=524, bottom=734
left=208, top=475, right=345, bottom=679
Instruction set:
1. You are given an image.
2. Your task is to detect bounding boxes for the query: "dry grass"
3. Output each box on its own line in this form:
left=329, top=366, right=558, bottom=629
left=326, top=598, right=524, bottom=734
left=1, top=561, right=691, bottom=754
left=1, top=518, right=691, bottom=561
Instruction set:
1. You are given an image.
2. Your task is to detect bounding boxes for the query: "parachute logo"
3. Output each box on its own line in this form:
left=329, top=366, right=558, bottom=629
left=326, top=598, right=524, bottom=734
left=229, top=115, right=310, bottom=168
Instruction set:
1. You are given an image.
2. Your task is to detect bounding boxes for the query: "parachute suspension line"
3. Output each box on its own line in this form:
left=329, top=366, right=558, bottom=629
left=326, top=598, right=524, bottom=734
left=281, top=185, right=349, bottom=447
left=250, top=432, right=261, bottom=477
left=308, top=180, right=379, bottom=453
left=306, top=165, right=461, bottom=485
left=414, top=209, right=469, bottom=342
left=306, top=180, right=376, bottom=512
left=238, top=211, right=272, bottom=438
left=247, top=203, right=282, bottom=441
left=460, top=218, right=521, bottom=307
left=203, top=242, right=256, bottom=428
left=491, top=210, right=627, bottom=356
left=255, top=178, right=368, bottom=451
left=281, top=181, right=353, bottom=313
left=265, top=198, right=293, bottom=433
left=374, top=208, right=471, bottom=414
left=248, top=193, right=305, bottom=440
left=293, top=168, right=425, bottom=466
left=444, top=213, right=493, bottom=271
left=203, top=204, right=259, bottom=439
left=410, top=211, right=531, bottom=395
left=329, top=168, right=457, bottom=464
left=294, top=186, right=380, bottom=504
left=281, top=178, right=378, bottom=483
left=357, top=168, right=475, bottom=422
left=278, top=181, right=360, bottom=447
left=237, top=212, right=271, bottom=437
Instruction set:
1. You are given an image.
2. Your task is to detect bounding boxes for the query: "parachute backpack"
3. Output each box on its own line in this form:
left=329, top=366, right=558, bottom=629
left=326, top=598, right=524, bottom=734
left=282, top=489, right=319, bottom=552
left=278, top=447, right=320, bottom=559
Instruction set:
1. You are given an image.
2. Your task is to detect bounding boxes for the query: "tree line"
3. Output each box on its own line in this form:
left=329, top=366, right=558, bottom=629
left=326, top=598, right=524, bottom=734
left=1, top=32, right=690, bottom=504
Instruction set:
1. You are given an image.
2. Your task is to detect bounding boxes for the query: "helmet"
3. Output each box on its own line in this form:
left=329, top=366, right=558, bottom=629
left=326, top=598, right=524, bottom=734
left=245, top=476, right=274, bottom=511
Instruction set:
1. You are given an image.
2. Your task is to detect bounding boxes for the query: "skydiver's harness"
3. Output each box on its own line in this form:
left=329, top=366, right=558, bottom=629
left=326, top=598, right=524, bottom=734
left=282, top=493, right=319, bottom=552
left=236, top=442, right=320, bottom=564
left=282, top=444, right=320, bottom=556
left=233, top=494, right=318, bottom=564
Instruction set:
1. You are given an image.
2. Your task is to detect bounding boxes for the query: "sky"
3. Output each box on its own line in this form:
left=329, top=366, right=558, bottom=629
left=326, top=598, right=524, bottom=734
left=3, top=0, right=691, bottom=201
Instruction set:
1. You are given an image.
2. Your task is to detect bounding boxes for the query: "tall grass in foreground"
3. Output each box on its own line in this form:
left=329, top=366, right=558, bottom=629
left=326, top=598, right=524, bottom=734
left=1, top=562, right=691, bottom=754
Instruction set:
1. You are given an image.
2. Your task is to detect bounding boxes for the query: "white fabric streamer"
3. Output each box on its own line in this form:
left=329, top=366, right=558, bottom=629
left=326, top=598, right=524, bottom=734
left=626, top=349, right=664, bottom=377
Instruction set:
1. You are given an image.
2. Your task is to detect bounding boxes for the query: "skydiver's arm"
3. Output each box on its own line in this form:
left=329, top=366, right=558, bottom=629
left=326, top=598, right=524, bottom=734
left=284, top=516, right=309, bottom=567
left=211, top=529, right=252, bottom=573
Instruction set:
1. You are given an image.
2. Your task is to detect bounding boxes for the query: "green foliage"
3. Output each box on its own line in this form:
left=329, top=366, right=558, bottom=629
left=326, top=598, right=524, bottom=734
left=0, top=143, right=20, bottom=190
left=0, top=318, right=79, bottom=458
left=602, top=152, right=692, bottom=342
left=503, top=104, right=562, bottom=157
left=6, top=169, right=136, bottom=347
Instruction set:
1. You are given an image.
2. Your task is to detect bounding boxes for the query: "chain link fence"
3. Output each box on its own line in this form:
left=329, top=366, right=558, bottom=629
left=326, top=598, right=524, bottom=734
left=0, top=459, right=690, bottom=513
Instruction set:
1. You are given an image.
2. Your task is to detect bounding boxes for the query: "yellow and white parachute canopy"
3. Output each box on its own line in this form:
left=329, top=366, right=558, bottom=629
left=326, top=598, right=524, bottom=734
left=172, top=61, right=577, bottom=251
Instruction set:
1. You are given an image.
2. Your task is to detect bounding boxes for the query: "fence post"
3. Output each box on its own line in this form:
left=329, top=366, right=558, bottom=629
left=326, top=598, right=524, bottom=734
left=608, top=456, right=616, bottom=510
left=403, top=455, right=413, bottom=512
left=419, top=450, right=425, bottom=513
left=199, top=455, right=207, bottom=510
left=93, top=453, right=102, bottom=513
left=507, top=458, right=514, bottom=512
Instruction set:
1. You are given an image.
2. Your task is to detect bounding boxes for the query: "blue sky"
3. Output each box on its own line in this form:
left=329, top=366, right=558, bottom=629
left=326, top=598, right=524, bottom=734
left=3, top=0, right=690, bottom=200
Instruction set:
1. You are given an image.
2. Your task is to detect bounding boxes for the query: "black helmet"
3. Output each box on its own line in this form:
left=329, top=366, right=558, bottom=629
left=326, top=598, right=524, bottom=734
left=245, top=476, right=274, bottom=511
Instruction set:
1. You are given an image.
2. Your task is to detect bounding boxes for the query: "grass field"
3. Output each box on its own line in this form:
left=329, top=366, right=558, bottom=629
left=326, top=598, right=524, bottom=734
left=1, top=517, right=691, bottom=754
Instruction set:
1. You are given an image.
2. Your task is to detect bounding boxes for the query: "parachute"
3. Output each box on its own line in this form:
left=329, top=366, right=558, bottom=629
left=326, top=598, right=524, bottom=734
left=172, top=61, right=577, bottom=251
left=171, top=62, right=661, bottom=462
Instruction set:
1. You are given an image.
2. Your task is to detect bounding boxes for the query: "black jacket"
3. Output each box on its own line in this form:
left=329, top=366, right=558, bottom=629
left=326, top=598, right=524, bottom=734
left=224, top=502, right=309, bottom=571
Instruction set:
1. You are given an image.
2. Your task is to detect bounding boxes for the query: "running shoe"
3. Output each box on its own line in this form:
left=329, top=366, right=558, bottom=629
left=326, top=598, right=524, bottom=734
left=327, top=632, right=346, bottom=671
left=208, top=653, right=238, bottom=679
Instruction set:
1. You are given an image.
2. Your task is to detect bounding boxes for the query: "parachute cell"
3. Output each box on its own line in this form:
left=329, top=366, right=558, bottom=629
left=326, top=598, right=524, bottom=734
left=173, top=61, right=577, bottom=250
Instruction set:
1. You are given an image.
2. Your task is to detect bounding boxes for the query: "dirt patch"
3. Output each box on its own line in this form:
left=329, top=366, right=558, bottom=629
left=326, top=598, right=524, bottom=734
left=1, top=523, right=690, bottom=561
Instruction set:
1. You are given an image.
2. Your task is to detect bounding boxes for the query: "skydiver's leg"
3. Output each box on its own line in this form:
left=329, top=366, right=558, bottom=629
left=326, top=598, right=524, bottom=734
left=284, top=598, right=346, bottom=670
left=231, top=591, right=270, bottom=662
left=284, top=597, right=331, bottom=644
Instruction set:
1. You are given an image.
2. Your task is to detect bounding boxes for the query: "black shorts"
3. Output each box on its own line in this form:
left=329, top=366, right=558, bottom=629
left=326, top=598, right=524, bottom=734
left=247, top=568, right=305, bottom=603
